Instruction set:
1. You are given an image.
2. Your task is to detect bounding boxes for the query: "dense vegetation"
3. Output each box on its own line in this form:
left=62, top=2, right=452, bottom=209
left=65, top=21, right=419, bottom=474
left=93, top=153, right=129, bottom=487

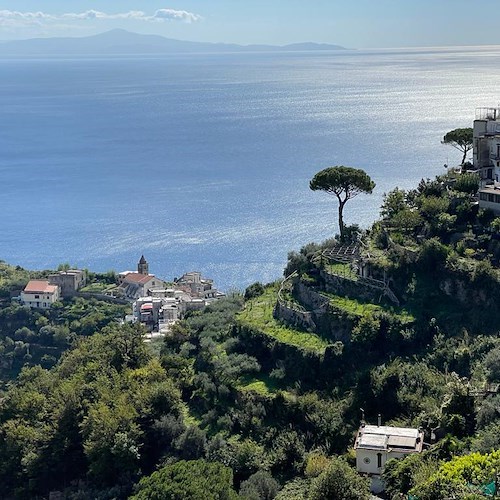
left=0, top=262, right=128, bottom=390
left=0, top=169, right=499, bottom=499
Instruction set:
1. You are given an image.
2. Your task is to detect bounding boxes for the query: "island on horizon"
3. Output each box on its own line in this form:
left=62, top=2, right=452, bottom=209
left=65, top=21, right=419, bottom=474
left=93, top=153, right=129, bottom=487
left=0, top=29, right=350, bottom=56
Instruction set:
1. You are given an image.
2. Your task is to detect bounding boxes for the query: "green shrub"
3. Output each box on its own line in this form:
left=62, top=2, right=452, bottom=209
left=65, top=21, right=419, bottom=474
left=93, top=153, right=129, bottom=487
left=245, top=282, right=265, bottom=301
left=240, top=470, right=279, bottom=500
left=454, top=173, right=479, bottom=194
left=309, top=456, right=370, bottom=500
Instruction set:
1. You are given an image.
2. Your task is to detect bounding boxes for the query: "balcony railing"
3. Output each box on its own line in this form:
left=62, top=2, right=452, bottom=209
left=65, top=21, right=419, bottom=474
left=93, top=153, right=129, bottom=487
left=476, top=107, right=500, bottom=121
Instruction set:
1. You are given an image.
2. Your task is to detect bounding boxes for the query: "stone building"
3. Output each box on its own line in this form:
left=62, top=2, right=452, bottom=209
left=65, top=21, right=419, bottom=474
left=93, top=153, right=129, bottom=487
left=137, top=255, right=149, bottom=275
left=48, top=269, right=86, bottom=297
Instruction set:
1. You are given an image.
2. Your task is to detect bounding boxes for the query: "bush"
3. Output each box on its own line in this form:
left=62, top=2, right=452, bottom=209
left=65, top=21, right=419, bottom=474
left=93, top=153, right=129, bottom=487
left=391, top=209, right=423, bottom=235
left=419, top=195, right=449, bottom=219
left=410, top=451, right=500, bottom=500
left=305, top=452, right=331, bottom=478
left=484, top=347, right=500, bottom=383
left=418, top=238, right=449, bottom=272
left=240, top=470, right=279, bottom=500
left=381, top=188, right=407, bottom=219
left=351, top=314, right=380, bottom=345
left=309, top=457, right=370, bottom=500
left=245, top=282, right=265, bottom=301
left=454, top=173, right=479, bottom=194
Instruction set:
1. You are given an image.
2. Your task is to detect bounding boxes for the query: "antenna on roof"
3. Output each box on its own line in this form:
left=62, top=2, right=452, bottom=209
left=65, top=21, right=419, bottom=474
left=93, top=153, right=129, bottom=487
left=378, top=414, right=382, bottom=427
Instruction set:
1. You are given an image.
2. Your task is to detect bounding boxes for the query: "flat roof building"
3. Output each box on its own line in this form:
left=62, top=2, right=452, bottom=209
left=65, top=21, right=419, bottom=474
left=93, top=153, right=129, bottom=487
left=354, top=423, right=424, bottom=493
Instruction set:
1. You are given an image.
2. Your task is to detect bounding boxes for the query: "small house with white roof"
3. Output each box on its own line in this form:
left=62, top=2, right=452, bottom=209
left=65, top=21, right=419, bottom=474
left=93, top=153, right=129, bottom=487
left=354, top=420, right=424, bottom=493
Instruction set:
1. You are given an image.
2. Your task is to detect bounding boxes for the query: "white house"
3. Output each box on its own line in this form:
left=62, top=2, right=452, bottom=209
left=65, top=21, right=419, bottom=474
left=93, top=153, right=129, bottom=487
left=354, top=423, right=424, bottom=493
left=473, top=107, right=500, bottom=214
left=478, top=185, right=500, bottom=215
left=473, top=107, right=500, bottom=184
left=21, top=280, right=60, bottom=309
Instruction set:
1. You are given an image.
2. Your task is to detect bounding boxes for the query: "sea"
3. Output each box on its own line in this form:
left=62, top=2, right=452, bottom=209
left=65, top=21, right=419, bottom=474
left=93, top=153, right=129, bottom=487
left=2, top=46, right=500, bottom=291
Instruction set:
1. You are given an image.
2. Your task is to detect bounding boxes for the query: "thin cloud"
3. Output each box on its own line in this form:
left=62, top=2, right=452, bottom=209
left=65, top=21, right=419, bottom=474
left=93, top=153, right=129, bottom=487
left=0, top=8, right=202, bottom=27
left=150, top=9, right=201, bottom=23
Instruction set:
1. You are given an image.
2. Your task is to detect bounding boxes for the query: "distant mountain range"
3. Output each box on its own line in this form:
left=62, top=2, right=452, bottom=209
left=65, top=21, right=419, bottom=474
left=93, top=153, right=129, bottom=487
left=0, top=29, right=348, bottom=56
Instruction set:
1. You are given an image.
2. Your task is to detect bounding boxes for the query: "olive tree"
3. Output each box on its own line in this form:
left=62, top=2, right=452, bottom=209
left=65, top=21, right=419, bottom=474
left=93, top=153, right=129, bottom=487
left=310, top=166, right=375, bottom=241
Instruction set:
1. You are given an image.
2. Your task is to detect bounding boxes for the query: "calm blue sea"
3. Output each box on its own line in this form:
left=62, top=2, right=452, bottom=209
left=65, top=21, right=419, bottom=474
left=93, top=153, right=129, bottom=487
left=2, top=47, right=500, bottom=290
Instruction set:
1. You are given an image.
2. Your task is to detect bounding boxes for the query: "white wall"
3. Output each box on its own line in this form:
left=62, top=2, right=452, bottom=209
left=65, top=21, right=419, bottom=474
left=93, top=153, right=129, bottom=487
left=21, top=290, right=60, bottom=309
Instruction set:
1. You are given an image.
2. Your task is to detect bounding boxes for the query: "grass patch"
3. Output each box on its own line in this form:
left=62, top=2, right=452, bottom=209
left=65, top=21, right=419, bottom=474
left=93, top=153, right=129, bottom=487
left=238, top=285, right=330, bottom=353
left=237, top=374, right=281, bottom=396
left=325, top=262, right=358, bottom=280
left=79, top=282, right=114, bottom=293
left=180, top=402, right=202, bottom=427
left=323, top=292, right=415, bottom=323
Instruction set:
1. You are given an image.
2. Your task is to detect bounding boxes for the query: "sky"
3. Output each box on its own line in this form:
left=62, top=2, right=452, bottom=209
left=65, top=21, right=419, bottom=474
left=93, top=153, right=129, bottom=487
left=1, top=0, right=500, bottom=48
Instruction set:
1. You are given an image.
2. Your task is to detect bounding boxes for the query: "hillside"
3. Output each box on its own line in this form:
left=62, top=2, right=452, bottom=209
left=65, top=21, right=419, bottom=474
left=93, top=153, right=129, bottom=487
left=0, top=170, right=499, bottom=499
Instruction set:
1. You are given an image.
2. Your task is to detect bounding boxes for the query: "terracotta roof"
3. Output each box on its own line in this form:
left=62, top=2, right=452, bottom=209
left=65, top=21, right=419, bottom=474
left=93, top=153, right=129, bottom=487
left=123, top=273, right=153, bottom=285
left=24, top=280, right=58, bottom=294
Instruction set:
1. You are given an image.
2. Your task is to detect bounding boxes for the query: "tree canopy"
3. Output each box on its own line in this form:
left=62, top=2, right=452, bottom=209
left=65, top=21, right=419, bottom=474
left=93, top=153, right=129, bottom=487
left=442, top=128, right=473, bottom=166
left=310, top=166, right=375, bottom=240
left=309, top=457, right=371, bottom=500
left=130, top=460, right=238, bottom=500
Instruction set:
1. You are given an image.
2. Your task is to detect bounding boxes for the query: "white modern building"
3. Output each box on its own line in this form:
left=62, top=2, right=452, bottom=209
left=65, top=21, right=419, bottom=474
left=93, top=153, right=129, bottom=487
left=21, top=280, right=60, bottom=309
left=473, top=107, right=500, bottom=183
left=354, top=422, right=424, bottom=493
left=473, top=107, right=500, bottom=214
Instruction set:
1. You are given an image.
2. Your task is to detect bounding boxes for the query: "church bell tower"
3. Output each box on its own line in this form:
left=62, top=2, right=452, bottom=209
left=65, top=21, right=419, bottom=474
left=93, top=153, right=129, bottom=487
left=138, top=255, right=149, bottom=275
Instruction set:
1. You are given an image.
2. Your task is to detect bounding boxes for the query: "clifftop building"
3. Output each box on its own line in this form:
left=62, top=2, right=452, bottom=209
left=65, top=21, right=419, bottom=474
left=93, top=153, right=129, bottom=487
left=474, top=107, right=500, bottom=214
left=473, top=107, right=500, bottom=183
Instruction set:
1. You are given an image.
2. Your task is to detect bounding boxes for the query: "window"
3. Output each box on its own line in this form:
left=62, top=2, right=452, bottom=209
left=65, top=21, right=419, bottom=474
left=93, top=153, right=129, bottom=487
left=377, top=453, right=382, bottom=468
left=363, top=457, right=371, bottom=464
left=35, top=294, right=40, bottom=299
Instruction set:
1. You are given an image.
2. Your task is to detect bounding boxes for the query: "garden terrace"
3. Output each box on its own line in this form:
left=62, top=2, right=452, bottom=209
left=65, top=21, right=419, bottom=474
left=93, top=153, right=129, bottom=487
left=237, top=285, right=330, bottom=353
left=321, top=291, right=415, bottom=325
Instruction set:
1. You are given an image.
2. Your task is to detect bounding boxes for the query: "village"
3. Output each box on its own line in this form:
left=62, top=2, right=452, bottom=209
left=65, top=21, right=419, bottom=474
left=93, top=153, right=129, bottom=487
left=19, top=255, right=225, bottom=338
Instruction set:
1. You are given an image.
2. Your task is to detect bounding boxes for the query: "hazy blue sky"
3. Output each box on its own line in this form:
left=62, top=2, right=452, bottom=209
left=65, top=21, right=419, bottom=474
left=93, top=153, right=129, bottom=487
left=1, top=0, right=500, bottom=48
